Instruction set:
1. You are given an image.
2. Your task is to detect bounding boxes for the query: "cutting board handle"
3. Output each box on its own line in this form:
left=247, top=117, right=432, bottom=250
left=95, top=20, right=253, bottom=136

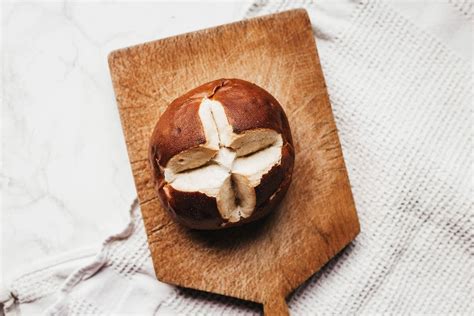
left=263, top=296, right=289, bottom=316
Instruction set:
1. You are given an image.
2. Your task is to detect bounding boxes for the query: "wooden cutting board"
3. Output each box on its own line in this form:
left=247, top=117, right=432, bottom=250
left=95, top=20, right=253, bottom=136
left=108, top=9, right=359, bottom=315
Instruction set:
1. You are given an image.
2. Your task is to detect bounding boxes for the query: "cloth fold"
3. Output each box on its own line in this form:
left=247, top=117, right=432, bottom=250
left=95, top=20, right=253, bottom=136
left=4, top=0, right=472, bottom=314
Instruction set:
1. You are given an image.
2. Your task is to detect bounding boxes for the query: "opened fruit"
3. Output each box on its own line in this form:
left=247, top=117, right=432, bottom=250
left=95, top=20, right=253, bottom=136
left=149, top=79, right=295, bottom=229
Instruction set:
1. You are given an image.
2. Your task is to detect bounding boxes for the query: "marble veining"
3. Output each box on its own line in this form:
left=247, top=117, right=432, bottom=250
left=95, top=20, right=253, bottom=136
left=2, top=1, right=247, bottom=281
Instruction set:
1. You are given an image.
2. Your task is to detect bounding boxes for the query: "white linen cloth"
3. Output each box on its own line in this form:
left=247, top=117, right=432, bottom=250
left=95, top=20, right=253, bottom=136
left=3, top=0, right=472, bottom=314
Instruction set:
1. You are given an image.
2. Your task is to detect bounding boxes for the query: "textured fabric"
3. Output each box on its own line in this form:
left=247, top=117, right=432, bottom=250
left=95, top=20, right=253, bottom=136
left=449, top=0, right=473, bottom=18
left=3, top=0, right=473, bottom=314
left=2, top=248, right=97, bottom=315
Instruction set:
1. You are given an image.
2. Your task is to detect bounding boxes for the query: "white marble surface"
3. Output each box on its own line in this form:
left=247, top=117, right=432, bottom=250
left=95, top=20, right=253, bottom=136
left=2, top=1, right=472, bottom=314
left=1, top=1, right=249, bottom=282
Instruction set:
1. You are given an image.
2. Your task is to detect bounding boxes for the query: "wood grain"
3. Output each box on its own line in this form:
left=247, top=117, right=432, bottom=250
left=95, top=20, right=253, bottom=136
left=109, top=9, right=359, bottom=315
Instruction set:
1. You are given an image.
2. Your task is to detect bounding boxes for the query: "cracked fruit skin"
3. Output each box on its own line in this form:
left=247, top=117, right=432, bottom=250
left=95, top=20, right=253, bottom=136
left=149, top=79, right=295, bottom=230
